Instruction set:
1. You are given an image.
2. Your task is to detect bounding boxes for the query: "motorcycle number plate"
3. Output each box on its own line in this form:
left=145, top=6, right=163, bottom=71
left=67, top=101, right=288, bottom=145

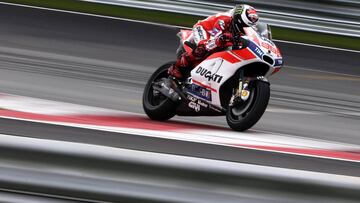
left=188, top=84, right=212, bottom=101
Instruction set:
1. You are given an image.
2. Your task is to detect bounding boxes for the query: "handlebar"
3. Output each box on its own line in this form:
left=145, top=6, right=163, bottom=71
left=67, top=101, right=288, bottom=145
left=232, top=35, right=250, bottom=50
left=183, top=34, right=250, bottom=51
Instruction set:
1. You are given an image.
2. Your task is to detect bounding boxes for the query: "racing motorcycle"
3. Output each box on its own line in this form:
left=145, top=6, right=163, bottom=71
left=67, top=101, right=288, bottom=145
left=143, top=23, right=283, bottom=131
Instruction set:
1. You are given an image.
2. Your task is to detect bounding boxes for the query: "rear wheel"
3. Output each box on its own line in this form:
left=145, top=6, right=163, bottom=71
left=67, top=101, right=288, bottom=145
left=226, top=80, right=270, bottom=131
left=142, top=62, right=178, bottom=121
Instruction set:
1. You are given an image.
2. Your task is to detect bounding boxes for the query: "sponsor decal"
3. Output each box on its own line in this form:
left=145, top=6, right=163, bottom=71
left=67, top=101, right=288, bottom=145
left=186, top=95, right=209, bottom=112
left=210, top=28, right=220, bottom=36
left=274, top=58, right=283, bottom=67
left=254, top=46, right=264, bottom=57
left=209, top=105, right=222, bottom=113
left=197, top=100, right=209, bottom=108
left=187, top=95, right=197, bottom=102
left=234, top=5, right=244, bottom=15
left=248, top=41, right=271, bottom=59
left=160, top=81, right=173, bottom=93
left=188, top=101, right=201, bottom=112
left=195, top=67, right=223, bottom=83
left=195, top=26, right=205, bottom=41
left=218, top=20, right=225, bottom=30
left=261, top=36, right=275, bottom=46
left=261, top=42, right=280, bottom=56
left=206, top=39, right=217, bottom=50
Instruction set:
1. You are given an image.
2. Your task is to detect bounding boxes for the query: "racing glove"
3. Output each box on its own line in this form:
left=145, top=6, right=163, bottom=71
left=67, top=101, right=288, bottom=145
left=215, top=32, right=234, bottom=48
left=193, top=44, right=207, bottom=58
left=205, top=32, right=234, bottom=51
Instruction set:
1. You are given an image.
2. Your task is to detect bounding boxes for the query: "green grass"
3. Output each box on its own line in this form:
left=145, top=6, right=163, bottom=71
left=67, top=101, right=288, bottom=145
left=272, top=27, right=360, bottom=51
left=3, top=0, right=360, bottom=50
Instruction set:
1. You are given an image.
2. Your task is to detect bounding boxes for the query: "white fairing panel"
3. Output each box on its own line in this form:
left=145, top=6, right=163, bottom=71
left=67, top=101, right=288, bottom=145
left=190, top=55, right=259, bottom=107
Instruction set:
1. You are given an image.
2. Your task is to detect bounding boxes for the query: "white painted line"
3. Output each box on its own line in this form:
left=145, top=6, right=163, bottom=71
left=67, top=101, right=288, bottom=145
left=273, top=39, right=360, bottom=54
left=285, top=65, right=360, bottom=78
left=336, top=111, right=360, bottom=117
left=266, top=108, right=319, bottom=115
left=0, top=93, right=123, bottom=115
left=1, top=1, right=359, bottom=53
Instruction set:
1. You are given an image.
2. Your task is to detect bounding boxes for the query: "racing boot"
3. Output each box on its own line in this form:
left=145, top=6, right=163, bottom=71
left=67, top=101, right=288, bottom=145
left=168, top=52, right=194, bottom=80
left=168, top=44, right=207, bottom=80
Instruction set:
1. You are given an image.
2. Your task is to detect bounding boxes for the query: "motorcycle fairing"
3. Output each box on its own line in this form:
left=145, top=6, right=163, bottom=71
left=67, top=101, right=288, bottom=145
left=180, top=26, right=283, bottom=110
left=190, top=47, right=282, bottom=108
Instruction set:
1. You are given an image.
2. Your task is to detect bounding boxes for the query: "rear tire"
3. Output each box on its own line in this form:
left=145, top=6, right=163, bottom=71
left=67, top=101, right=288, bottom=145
left=142, top=62, right=178, bottom=121
left=226, top=80, right=270, bottom=131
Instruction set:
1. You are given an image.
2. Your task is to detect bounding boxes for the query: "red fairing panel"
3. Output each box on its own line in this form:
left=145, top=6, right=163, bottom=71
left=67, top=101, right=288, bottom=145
left=231, top=49, right=257, bottom=60
left=206, top=51, right=241, bottom=64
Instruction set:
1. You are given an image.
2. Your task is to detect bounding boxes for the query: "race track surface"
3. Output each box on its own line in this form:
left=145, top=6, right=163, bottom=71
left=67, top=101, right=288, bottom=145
left=0, top=4, right=360, bottom=175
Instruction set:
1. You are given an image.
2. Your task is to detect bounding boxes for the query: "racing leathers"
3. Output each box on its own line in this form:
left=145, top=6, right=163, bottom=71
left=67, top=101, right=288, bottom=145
left=168, top=9, right=246, bottom=79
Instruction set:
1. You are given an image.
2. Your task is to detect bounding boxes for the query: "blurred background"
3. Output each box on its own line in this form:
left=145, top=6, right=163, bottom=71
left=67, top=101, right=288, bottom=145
left=0, top=0, right=359, bottom=203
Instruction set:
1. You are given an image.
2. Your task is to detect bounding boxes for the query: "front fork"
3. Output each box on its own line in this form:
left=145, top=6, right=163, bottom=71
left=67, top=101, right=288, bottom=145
left=230, top=69, right=250, bottom=106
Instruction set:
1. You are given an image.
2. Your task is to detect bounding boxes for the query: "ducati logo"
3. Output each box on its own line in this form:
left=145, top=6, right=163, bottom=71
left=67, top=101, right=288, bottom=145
left=196, top=67, right=223, bottom=83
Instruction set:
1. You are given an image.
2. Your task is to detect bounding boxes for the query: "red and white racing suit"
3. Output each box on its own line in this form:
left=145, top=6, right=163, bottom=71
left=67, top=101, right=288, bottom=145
left=193, top=10, right=233, bottom=50
left=169, top=9, right=247, bottom=79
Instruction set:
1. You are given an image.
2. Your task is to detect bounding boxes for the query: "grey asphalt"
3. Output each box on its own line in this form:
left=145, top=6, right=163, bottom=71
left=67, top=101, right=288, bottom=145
left=0, top=4, right=360, bottom=174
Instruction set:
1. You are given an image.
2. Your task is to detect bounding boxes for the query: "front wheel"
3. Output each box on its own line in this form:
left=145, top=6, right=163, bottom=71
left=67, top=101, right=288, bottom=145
left=226, top=80, right=270, bottom=131
left=143, top=62, right=179, bottom=121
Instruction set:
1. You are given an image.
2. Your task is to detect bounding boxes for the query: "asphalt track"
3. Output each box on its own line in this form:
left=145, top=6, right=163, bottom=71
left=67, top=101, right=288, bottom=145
left=0, top=4, right=360, bottom=175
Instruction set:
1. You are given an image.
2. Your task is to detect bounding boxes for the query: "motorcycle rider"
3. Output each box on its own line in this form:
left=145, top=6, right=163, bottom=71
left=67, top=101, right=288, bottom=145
left=168, top=4, right=259, bottom=80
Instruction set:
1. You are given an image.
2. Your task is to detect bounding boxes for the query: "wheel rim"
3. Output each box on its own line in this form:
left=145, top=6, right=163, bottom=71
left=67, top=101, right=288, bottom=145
left=229, top=86, right=256, bottom=120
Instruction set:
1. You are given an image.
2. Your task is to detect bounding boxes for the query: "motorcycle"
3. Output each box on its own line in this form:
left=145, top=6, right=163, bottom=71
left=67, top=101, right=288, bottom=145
left=143, top=23, right=283, bottom=131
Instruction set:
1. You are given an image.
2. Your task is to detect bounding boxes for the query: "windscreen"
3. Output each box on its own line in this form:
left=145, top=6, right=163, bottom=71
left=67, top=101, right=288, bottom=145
left=255, top=22, right=272, bottom=40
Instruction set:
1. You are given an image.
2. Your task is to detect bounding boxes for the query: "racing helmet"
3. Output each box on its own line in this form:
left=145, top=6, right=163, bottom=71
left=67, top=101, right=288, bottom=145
left=232, top=4, right=259, bottom=34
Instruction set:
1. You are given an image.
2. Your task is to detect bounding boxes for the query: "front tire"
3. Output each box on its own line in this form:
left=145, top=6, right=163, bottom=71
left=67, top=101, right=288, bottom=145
left=143, top=62, right=178, bottom=121
left=226, top=80, right=270, bottom=131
